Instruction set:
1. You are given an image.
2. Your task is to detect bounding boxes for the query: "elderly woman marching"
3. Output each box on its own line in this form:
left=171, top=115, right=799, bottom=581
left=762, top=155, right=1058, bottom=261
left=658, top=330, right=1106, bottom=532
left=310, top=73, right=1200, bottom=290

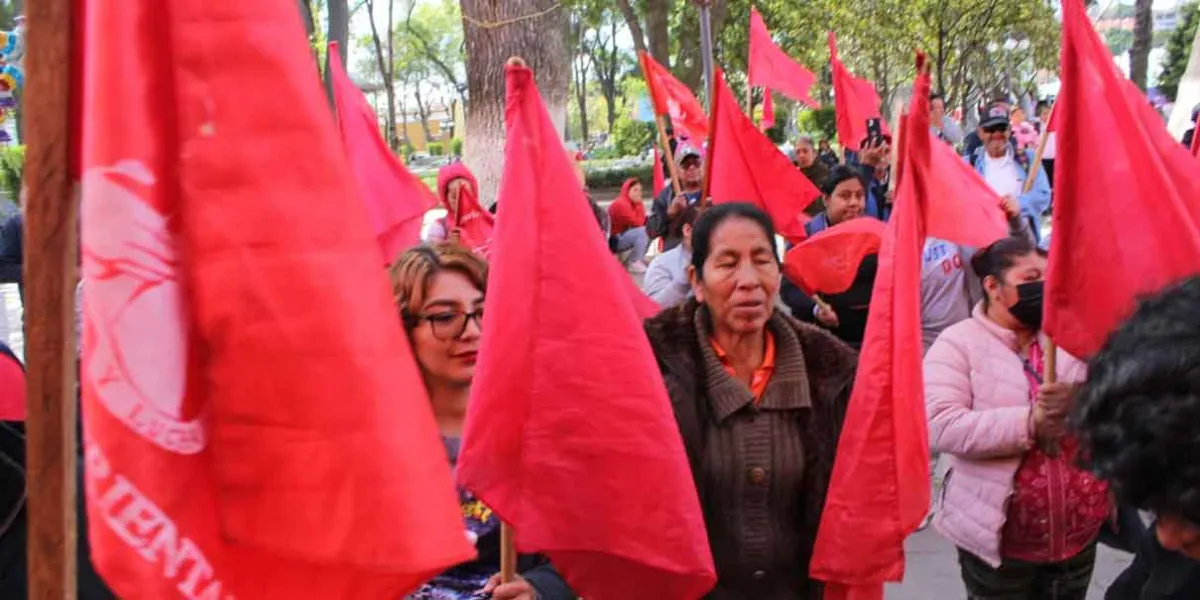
left=644, top=202, right=858, bottom=599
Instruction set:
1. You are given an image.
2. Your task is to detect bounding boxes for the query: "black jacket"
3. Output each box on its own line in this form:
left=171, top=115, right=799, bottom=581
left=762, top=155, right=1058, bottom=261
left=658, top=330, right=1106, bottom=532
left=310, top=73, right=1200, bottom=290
left=1105, top=523, right=1200, bottom=600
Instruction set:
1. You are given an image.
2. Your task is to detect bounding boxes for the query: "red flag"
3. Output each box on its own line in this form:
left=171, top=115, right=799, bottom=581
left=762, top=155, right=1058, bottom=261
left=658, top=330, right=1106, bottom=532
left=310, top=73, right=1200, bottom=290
left=749, top=8, right=820, bottom=108
left=1192, top=123, right=1200, bottom=156
left=829, top=32, right=887, bottom=150
left=653, top=147, right=666, bottom=195
left=0, top=351, right=23, bottom=421
left=437, top=163, right=496, bottom=256
left=708, top=68, right=818, bottom=243
left=457, top=60, right=716, bottom=600
left=762, top=90, right=776, bottom=130
left=1046, top=0, right=1200, bottom=359
left=897, top=70, right=1006, bottom=248
left=783, top=218, right=885, bottom=295
left=640, top=50, right=709, bottom=143
left=811, top=54, right=932, bottom=599
left=328, top=41, right=435, bottom=264
left=79, top=1, right=474, bottom=598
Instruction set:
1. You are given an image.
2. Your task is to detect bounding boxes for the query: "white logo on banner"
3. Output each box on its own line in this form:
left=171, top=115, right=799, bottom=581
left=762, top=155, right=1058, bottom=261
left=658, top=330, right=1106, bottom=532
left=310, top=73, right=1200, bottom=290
left=81, top=161, right=205, bottom=454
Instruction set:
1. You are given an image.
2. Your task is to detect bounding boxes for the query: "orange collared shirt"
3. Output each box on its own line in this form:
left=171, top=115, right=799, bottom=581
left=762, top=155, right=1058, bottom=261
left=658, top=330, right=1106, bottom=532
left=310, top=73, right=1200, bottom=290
left=711, top=332, right=776, bottom=402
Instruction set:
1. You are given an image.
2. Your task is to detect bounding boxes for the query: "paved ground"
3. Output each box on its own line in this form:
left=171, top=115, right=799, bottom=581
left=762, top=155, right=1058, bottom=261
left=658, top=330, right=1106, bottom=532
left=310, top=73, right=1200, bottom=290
left=887, top=529, right=1132, bottom=599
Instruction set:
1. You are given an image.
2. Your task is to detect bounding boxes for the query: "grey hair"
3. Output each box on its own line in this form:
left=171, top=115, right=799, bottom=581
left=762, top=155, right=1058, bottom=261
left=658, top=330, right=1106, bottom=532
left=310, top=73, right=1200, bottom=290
left=795, top=135, right=815, bottom=149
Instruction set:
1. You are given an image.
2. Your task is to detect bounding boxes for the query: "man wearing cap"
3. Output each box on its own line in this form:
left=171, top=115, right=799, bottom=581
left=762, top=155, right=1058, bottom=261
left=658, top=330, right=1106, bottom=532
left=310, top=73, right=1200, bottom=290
left=647, top=146, right=705, bottom=252
left=970, top=102, right=1051, bottom=242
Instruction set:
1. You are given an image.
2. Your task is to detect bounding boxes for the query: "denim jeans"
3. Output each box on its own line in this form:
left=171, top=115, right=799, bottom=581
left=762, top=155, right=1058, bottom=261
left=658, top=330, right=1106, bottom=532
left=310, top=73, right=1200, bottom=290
left=614, top=227, right=650, bottom=265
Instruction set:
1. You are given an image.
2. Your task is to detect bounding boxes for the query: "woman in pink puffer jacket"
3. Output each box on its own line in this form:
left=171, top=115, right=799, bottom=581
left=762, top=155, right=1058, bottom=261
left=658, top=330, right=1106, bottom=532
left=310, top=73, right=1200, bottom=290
left=924, top=237, right=1111, bottom=600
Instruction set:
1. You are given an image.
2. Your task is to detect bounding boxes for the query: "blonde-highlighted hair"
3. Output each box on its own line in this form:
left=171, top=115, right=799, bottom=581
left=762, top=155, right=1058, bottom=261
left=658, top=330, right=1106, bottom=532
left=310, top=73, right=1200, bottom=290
left=389, top=242, right=488, bottom=330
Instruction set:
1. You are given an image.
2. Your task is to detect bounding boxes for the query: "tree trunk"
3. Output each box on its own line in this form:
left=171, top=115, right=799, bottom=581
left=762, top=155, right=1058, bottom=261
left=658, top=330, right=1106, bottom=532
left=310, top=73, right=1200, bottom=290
left=365, top=0, right=399, bottom=151
left=385, top=0, right=397, bottom=149
left=414, top=85, right=434, bottom=144
left=645, top=0, right=672, bottom=67
left=1130, top=0, right=1154, bottom=90
left=574, top=54, right=589, bottom=143
left=613, top=0, right=647, bottom=55
left=459, top=0, right=569, bottom=205
left=324, top=0, right=350, bottom=106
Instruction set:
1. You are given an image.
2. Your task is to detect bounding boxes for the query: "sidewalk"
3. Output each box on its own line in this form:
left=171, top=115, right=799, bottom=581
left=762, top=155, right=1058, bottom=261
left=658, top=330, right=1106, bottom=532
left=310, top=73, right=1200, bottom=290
left=886, top=530, right=1132, bottom=599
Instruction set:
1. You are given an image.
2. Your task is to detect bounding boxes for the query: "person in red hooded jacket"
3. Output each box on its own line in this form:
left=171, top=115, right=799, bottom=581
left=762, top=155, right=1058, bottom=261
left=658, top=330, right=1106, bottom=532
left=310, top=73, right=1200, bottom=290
left=426, top=163, right=496, bottom=255
left=607, top=178, right=651, bottom=273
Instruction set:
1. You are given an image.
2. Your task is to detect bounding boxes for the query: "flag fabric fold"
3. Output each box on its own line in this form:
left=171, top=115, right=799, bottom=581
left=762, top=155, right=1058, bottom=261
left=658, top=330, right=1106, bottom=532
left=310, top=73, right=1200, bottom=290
left=1045, top=0, right=1200, bottom=359
left=456, top=60, right=716, bottom=600
left=708, top=68, right=819, bottom=243
left=79, top=1, right=473, bottom=597
left=829, top=32, right=887, bottom=150
left=749, top=8, right=820, bottom=108
left=810, top=54, right=933, bottom=600
left=640, top=50, right=709, bottom=144
left=921, top=129, right=1007, bottom=247
left=783, top=218, right=885, bottom=295
left=328, top=41, right=436, bottom=264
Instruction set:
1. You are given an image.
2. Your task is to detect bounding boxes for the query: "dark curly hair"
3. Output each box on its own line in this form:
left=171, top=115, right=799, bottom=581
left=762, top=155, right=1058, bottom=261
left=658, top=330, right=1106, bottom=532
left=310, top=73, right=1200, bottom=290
left=1072, top=276, right=1200, bottom=526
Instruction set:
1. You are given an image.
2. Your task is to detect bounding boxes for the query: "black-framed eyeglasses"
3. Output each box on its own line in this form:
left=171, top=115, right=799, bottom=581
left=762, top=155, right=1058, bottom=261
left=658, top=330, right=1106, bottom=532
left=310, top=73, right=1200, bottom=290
left=415, top=308, right=484, bottom=341
left=982, top=124, right=1009, bottom=134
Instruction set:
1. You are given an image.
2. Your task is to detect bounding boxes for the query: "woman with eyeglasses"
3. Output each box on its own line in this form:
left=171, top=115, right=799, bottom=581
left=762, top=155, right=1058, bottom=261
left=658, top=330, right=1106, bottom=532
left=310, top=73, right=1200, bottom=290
left=390, top=242, right=573, bottom=600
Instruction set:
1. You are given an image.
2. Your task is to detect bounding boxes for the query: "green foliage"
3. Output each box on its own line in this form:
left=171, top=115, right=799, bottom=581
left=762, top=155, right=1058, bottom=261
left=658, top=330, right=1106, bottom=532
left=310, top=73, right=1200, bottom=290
left=583, top=162, right=654, bottom=190
left=1106, top=29, right=1136, bottom=56
left=587, top=146, right=624, bottom=160
left=764, top=121, right=786, bottom=144
left=797, top=107, right=838, bottom=144
left=451, top=138, right=464, bottom=156
left=427, top=142, right=445, bottom=156
left=1159, top=3, right=1200, bottom=100
left=610, top=117, right=655, bottom=157
left=0, top=144, right=23, bottom=198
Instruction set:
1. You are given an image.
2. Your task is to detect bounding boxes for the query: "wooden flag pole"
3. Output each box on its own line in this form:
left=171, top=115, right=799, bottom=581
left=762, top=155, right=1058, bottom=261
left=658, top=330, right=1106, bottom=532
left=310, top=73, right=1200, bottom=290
left=812, top=293, right=834, bottom=313
left=499, top=523, right=517, bottom=583
left=25, top=0, right=81, bottom=597
left=887, top=100, right=905, bottom=194
left=1024, top=105, right=1056, bottom=386
left=700, top=70, right=721, bottom=208
left=654, top=115, right=685, bottom=198
left=638, top=52, right=685, bottom=199
left=1022, top=111, right=1054, bottom=194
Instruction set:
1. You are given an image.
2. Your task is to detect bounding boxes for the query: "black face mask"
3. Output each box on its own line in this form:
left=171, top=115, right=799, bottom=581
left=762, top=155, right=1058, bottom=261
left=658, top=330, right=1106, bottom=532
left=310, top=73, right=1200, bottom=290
left=1008, top=281, right=1044, bottom=330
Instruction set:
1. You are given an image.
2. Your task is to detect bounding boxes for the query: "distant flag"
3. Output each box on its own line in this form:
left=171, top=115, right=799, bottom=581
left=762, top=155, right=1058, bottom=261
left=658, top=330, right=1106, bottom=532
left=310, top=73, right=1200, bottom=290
left=761, top=90, right=776, bottom=130
left=829, top=32, right=887, bottom=149
left=708, top=67, right=818, bottom=243
left=749, top=7, right=820, bottom=108
left=640, top=51, right=709, bottom=144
